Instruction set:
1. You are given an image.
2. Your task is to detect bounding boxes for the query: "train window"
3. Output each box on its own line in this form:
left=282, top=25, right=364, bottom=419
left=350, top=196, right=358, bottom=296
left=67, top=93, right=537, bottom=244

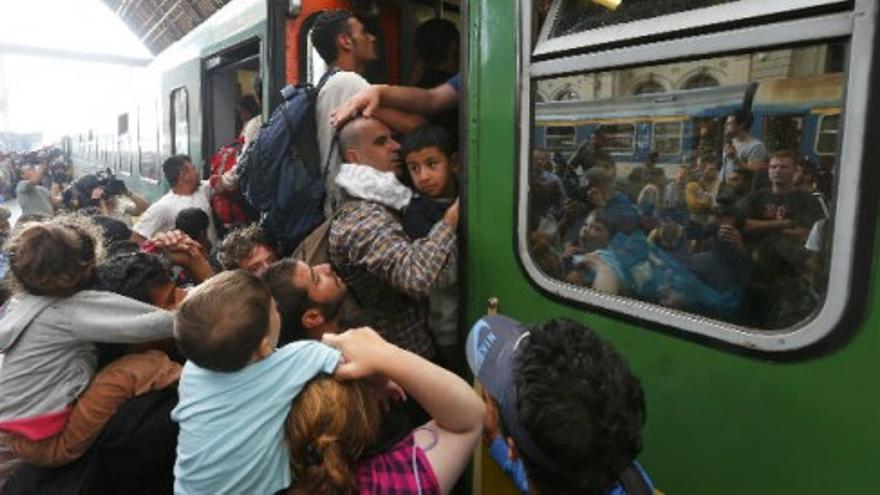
left=170, top=87, right=190, bottom=156
left=138, top=102, right=160, bottom=182
left=652, top=121, right=683, bottom=155
left=545, top=126, right=576, bottom=150
left=118, top=113, right=132, bottom=175
left=521, top=33, right=858, bottom=350
left=815, top=113, right=840, bottom=155
left=598, top=123, right=635, bottom=154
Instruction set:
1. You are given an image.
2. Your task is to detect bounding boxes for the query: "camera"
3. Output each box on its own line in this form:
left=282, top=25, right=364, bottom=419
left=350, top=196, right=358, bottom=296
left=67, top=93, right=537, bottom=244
left=61, top=168, right=128, bottom=210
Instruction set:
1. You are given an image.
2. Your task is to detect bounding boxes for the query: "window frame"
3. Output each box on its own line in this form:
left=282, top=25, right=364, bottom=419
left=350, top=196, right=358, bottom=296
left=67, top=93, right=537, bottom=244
left=651, top=120, right=684, bottom=156
left=815, top=111, right=842, bottom=156
left=516, top=0, right=877, bottom=353
left=534, top=0, right=850, bottom=58
left=543, top=125, right=577, bottom=150
left=598, top=122, right=636, bottom=155
left=170, top=86, right=190, bottom=156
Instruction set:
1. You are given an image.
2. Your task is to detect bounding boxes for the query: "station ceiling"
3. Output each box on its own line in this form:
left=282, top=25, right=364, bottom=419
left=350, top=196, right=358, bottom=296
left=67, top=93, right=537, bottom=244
left=101, top=0, right=232, bottom=55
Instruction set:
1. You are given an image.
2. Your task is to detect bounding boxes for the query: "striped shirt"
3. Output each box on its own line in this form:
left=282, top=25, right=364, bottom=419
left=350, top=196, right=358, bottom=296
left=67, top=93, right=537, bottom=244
left=357, top=434, right=440, bottom=495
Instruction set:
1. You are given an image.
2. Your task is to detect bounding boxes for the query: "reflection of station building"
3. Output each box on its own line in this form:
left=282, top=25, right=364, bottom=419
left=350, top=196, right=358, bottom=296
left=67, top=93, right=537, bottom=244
left=536, top=45, right=845, bottom=102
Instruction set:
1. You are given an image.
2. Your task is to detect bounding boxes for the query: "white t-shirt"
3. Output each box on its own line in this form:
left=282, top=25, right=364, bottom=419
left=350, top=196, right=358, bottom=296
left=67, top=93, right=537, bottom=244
left=133, top=182, right=217, bottom=245
left=315, top=71, right=370, bottom=217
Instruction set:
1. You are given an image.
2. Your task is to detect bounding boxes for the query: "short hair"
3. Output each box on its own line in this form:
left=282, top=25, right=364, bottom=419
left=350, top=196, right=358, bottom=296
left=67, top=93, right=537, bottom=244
left=162, top=154, right=192, bottom=187
left=175, top=270, right=272, bottom=372
left=770, top=149, right=798, bottom=165
left=401, top=125, right=455, bottom=160
left=414, top=18, right=459, bottom=66
left=238, top=95, right=260, bottom=118
left=218, top=223, right=276, bottom=270
left=262, top=259, right=310, bottom=341
left=338, top=117, right=367, bottom=156
left=584, top=167, right=614, bottom=186
left=96, top=251, right=172, bottom=304
left=175, top=207, right=210, bottom=240
left=4, top=215, right=103, bottom=297
left=514, top=319, right=645, bottom=494
left=91, top=215, right=132, bottom=247
left=729, top=109, right=753, bottom=130
left=310, top=10, right=354, bottom=65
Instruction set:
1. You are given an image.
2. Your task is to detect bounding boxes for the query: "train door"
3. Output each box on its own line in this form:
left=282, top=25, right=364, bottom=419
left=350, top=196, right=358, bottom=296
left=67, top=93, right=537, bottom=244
left=201, top=39, right=261, bottom=170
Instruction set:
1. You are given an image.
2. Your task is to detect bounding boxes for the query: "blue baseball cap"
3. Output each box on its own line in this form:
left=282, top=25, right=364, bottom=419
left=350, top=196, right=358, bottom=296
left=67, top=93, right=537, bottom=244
left=466, top=314, right=567, bottom=476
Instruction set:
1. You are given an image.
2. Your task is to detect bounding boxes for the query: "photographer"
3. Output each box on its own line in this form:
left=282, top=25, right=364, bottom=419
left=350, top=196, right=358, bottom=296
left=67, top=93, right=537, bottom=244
left=16, top=160, right=60, bottom=217
left=65, top=170, right=149, bottom=226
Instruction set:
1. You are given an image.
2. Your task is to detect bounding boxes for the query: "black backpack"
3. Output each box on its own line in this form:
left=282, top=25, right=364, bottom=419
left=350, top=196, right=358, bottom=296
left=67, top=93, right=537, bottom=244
left=238, top=70, right=337, bottom=253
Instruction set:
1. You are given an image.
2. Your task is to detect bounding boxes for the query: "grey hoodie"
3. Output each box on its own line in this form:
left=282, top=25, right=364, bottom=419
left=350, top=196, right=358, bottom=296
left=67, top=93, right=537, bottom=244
left=0, top=290, right=173, bottom=422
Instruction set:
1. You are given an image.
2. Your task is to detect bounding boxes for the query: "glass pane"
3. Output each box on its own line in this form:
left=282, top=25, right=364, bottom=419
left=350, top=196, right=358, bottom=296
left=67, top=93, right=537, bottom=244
left=139, top=103, right=159, bottom=181
left=549, top=0, right=739, bottom=39
left=172, top=88, right=189, bottom=156
left=528, top=41, right=845, bottom=330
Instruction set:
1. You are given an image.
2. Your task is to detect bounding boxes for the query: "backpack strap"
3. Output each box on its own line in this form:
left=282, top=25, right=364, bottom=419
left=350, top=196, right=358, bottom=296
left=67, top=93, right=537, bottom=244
left=317, top=68, right=342, bottom=177
left=618, top=463, right=653, bottom=495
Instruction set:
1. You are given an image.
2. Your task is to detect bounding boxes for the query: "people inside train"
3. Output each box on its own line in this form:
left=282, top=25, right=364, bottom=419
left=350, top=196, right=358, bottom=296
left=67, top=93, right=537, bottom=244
left=237, top=94, right=262, bottom=151
left=721, top=110, right=769, bottom=190
left=469, top=315, right=653, bottom=495
left=326, top=116, right=458, bottom=361
left=401, top=125, right=462, bottom=369
left=311, top=10, right=425, bottom=217
left=132, top=154, right=218, bottom=247
left=0, top=215, right=179, bottom=470
left=529, top=147, right=567, bottom=227
left=684, top=157, right=721, bottom=224
left=170, top=270, right=341, bottom=494
left=217, top=222, right=280, bottom=275
left=568, top=128, right=614, bottom=179
left=409, top=18, right=460, bottom=137
left=636, top=167, right=668, bottom=219
left=15, top=162, right=59, bottom=218
left=715, top=165, right=752, bottom=207
left=285, top=326, right=484, bottom=495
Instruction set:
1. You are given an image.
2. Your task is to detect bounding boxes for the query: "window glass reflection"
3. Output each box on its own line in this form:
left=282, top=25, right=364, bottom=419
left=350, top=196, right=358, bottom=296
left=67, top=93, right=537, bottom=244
left=528, top=42, right=844, bottom=329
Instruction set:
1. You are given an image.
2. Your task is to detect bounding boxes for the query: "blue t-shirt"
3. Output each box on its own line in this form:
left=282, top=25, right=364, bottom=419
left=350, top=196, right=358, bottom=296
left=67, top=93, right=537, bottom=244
left=446, top=74, right=461, bottom=93
left=171, top=341, right=341, bottom=495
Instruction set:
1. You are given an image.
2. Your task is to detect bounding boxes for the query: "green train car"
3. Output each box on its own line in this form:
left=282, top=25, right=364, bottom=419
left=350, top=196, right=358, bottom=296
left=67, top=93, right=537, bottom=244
left=71, top=0, right=880, bottom=492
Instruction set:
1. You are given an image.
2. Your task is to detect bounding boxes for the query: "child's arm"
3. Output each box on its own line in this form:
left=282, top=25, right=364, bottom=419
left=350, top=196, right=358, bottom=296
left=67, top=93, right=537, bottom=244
left=70, top=291, right=173, bottom=344
left=323, top=327, right=484, bottom=494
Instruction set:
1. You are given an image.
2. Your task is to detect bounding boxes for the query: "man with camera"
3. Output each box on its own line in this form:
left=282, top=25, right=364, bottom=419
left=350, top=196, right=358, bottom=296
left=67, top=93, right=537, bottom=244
left=16, top=161, right=60, bottom=218
left=68, top=171, right=148, bottom=226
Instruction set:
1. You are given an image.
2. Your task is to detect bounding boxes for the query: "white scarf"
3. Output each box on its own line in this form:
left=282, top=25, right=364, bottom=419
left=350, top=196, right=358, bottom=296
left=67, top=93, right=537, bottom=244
left=334, top=163, right=412, bottom=211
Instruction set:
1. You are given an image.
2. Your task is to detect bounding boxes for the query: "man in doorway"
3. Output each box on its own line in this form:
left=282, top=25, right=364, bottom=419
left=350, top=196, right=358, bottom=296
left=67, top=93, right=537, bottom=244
left=132, top=155, right=217, bottom=246
left=310, top=10, right=424, bottom=216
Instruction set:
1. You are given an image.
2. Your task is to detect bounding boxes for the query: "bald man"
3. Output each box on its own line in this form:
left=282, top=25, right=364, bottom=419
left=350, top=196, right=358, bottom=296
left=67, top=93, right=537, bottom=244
left=327, top=117, right=459, bottom=360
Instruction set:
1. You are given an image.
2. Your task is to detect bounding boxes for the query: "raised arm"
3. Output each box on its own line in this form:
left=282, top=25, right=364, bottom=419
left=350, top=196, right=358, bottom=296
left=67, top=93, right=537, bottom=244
left=332, top=82, right=458, bottom=128
left=324, top=327, right=484, bottom=494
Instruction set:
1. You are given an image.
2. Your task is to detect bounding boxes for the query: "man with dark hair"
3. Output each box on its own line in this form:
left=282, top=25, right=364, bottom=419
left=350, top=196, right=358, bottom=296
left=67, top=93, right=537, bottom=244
left=311, top=9, right=424, bottom=216
left=262, top=259, right=350, bottom=344
left=174, top=207, right=212, bottom=254
left=328, top=116, right=458, bottom=359
left=568, top=128, right=614, bottom=178
left=217, top=223, right=279, bottom=275
left=467, top=315, right=653, bottom=495
left=133, top=154, right=217, bottom=245
left=721, top=110, right=769, bottom=190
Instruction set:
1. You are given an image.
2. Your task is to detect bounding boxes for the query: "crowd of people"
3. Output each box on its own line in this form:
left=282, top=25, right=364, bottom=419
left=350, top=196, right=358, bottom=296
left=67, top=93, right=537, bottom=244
left=0, top=9, right=654, bottom=495
left=527, top=113, right=833, bottom=329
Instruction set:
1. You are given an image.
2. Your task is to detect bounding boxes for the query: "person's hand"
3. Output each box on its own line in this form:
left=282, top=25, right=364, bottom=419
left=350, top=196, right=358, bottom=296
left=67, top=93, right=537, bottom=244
left=442, top=198, right=460, bottom=229
left=323, top=327, right=395, bottom=380
left=718, top=224, right=744, bottom=251
left=331, top=85, right=383, bottom=128
left=724, top=142, right=736, bottom=158
left=90, top=186, right=104, bottom=201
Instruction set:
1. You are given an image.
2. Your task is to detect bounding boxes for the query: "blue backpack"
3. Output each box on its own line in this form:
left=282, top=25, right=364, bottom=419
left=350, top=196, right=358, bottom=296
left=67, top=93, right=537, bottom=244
left=238, top=70, right=336, bottom=253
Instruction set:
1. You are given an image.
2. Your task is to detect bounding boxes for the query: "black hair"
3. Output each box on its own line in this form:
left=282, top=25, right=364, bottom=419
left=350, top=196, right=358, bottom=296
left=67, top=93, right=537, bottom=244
left=175, top=207, right=210, bottom=241
left=514, top=319, right=646, bottom=495
left=162, top=154, right=192, bottom=187
left=96, top=251, right=172, bottom=304
left=414, top=18, right=459, bottom=66
left=238, top=95, right=260, bottom=119
left=310, top=10, right=354, bottom=65
left=262, top=259, right=310, bottom=343
left=91, top=215, right=132, bottom=247
left=729, top=109, right=754, bottom=130
left=400, top=125, right=456, bottom=160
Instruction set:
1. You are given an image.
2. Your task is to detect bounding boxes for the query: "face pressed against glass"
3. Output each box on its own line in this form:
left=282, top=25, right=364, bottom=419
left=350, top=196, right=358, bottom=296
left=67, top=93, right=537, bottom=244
left=527, top=40, right=845, bottom=331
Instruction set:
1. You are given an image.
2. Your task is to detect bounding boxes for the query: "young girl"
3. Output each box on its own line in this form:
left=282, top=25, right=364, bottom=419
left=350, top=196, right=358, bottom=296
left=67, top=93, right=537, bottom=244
left=286, top=327, right=485, bottom=494
left=0, top=215, right=178, bottom=474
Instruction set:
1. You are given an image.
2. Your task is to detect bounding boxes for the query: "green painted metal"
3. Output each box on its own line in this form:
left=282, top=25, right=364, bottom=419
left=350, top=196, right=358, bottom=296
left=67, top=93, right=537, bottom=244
left=465, top=1, right=880, bottom=493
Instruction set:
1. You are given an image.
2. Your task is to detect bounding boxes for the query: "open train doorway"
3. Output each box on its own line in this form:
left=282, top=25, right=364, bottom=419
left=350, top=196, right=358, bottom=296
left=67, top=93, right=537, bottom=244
left=202, top=39, right=262, bottom=172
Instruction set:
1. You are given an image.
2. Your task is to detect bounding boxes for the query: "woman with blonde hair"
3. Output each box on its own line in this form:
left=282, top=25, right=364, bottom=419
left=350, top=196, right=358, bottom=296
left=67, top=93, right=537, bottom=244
left=286, top=327, right=485, bottom=494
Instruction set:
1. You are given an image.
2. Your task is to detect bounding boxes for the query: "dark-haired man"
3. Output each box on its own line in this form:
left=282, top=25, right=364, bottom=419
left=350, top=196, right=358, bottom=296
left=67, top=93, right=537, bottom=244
left=310, top=10, right=424, bottom=216
left=217, top=223, right=279, bottom=275
left=132, top=154, right=217, bottom=245
left=468, top=315, right=654, bottom=495
left=721, top=110, right=769, bottom=191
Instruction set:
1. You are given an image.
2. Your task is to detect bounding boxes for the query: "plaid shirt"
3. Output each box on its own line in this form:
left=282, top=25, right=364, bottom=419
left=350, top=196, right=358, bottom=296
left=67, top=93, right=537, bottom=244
left=330, top=200, right=455, bottom=359
left=357, top=434, right=440, bottom=495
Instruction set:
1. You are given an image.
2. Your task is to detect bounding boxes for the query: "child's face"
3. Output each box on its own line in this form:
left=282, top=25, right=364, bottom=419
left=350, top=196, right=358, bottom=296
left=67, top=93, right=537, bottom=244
left=405, top=146, right=457, bottom=198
